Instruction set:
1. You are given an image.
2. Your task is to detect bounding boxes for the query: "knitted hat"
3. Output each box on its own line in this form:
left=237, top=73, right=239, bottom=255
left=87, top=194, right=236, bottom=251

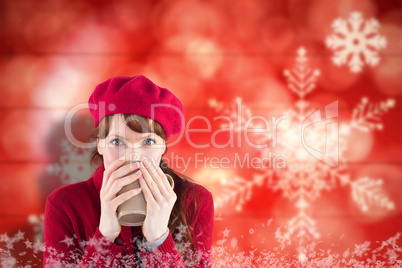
left=88, top=75, right=184, bottom=140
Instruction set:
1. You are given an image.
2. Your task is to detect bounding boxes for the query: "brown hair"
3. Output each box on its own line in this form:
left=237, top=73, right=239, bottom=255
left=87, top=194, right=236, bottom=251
left=88, top=114, right=198, bottom=259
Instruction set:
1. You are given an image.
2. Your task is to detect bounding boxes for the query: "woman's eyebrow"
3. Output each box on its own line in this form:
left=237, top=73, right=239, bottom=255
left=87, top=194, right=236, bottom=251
left=109, top=133, right=155, bottom=141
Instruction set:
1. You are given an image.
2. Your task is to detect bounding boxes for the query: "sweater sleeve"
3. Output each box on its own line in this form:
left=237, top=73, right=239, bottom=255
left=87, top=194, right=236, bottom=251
left=141, top=229, right=169, bottom=252
left=43, top=197, right=126, bottom=267
left=139, top=189, right=214, bottom=267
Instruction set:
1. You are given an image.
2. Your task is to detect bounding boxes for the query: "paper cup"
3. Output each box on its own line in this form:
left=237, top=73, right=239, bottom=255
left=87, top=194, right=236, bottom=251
left=116, top=160, right=174, bottom=227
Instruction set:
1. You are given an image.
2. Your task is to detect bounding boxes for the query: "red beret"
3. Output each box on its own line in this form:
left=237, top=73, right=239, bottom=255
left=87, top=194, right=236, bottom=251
left=88, top=75, right=184, bottom=140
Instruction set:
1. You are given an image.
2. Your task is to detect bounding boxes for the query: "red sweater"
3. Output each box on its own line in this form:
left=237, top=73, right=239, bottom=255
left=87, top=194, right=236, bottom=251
left=43, top=162, right=214, bottom=267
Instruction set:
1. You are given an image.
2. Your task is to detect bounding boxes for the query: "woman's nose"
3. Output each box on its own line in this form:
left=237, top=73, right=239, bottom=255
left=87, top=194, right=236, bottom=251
left=124, top=150, right=143, bottom=162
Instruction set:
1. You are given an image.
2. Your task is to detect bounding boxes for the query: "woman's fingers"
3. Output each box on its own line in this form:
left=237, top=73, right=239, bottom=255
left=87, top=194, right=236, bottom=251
left=150, top=157, right=173, bottom=193
left=138, top=173, right=153, bottom=205
left=110, top=188, right=142, bottom=211
left=104, top=161, right=141, bottom=192
left=102, top=156, right=175, bottom=210
left=102, top=158, right=126, bottom=190
left=139, top=160, right=165, bottom=203
left=140, top=161, right=163, bottom=203
left=105, top=170, right=142, bottom=200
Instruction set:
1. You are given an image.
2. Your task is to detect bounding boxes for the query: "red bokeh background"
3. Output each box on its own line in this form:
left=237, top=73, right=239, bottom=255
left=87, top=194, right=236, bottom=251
left=1, top=0, right=401, bottom=266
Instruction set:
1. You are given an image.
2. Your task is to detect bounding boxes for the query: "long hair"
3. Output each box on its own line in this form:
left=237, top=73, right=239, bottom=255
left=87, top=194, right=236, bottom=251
left=88, top=114, right=198, bottom=259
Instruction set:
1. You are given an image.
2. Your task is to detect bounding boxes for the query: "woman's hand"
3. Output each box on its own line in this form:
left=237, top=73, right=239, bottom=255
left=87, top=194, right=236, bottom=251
left=99, top=158, right=143, bottom=242
left=139, top=156, right=177, bottom=243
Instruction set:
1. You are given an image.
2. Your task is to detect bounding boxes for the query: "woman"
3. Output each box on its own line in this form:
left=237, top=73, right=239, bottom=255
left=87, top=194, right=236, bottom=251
left=43, top=75, right=214, bottom=267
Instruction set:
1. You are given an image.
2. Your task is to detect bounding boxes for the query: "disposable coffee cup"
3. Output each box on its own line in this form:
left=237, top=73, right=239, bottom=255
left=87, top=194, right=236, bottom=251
left=117, top=160, right=174, bottom=227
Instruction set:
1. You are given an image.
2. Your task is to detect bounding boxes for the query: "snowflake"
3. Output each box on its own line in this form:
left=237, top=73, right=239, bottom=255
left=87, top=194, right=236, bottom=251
left=326, top=11, right=387, bottom=73
left=210, top=224, right=402, bottom=267
left=60, top=236, right=75, bottom=248
left=222, top=228, right=231, bottom=238
left=213, top=174, right=264, bottom=212
left=1, top=256, right=17, bottom=267
left=177, top=222, right=188, bottom=235
left=351, top=177, right=395, bottom=212
left=174, top=232, right=184, bottom=242
left=212, top=228, right=402, bottom=267
left=353, top=241, right=370, bottom=257
left=274, top=227, right=292, bottom=250
left=28, top=214, right=44, bottom=243
left=211, top=47, right=396, bottom=252
left=46, top=139, right=94, bottom=185
left=24, top=239, right=32, bottom=249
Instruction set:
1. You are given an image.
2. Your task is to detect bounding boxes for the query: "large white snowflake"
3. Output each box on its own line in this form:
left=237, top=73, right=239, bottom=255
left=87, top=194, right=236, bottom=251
left=211, top=47, right=396, bottom=250
left=326, top=11, right=387, bottom=73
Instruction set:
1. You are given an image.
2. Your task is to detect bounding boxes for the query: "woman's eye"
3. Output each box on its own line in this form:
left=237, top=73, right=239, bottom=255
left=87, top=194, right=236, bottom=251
left=144, top=138, right=155, bottom=146
left=111, top=139, right=123, bottom=146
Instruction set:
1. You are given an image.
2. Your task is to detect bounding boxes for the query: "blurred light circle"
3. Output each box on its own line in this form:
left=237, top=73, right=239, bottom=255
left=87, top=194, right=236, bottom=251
left=315, top=56, right=360, bottom=92
left=34, top=63, right=88, bottom=108
left=163, top=34, right=224, bottom=79
left=214, top=51, right=270, bottom=86
left=261, top=16, right=295, bottom=54
left=373, top=57, right=402, bottom=96
left=342, top=127, right=374, bottom=162
left=0, top=57, right=46, bottom=107
left=381, top=10, right=402, bottom=26
left=64, top=23, right=129, bottom=53
left=371, top=24, right=402, bottom=96
left=193, top=168, right=234, bottom=193
left=308, top=93, right=348, bottom=110
left=110, top=1, right=153, bottom=32
left=142, top=57, right=204, bottom=106
left=185, top=37, right=223, bottom=79
left=237, top=76, right=292, bottom=109
left=111, top=62, right=143, bottom=77
left=23, top=10, right=70, bottom=51
left=306, top=0, right=377, bottom=41
left=2, top=119, right=33, bottom=160
left=1, top=111, right=64, bottom=161
left=152, top=1, right=224, bottom=40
